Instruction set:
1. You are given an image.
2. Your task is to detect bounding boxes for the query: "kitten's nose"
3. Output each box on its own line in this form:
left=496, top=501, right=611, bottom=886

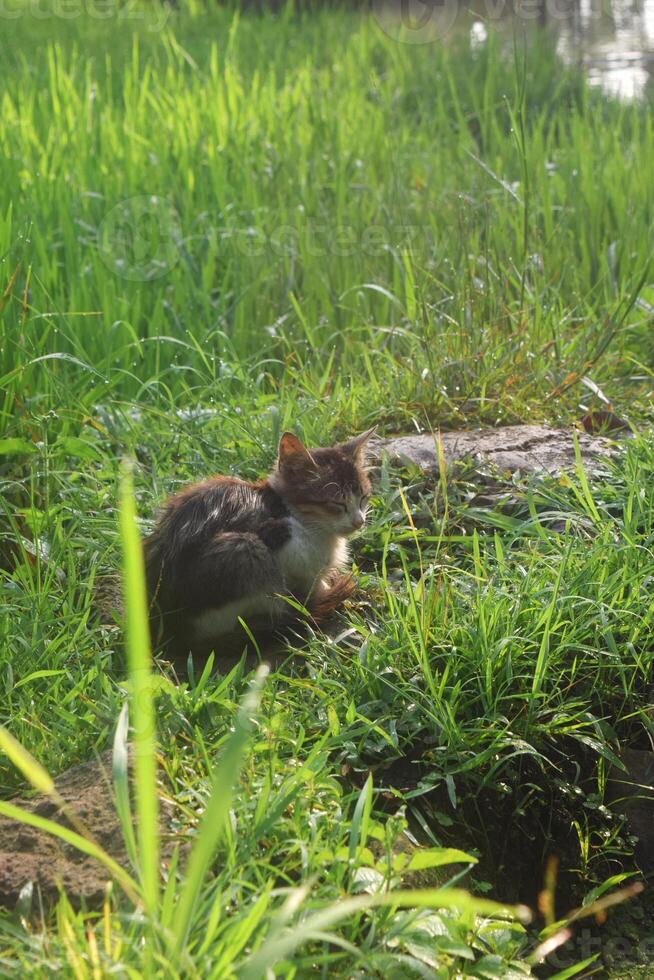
left=352, top=511, right=364, bottom=530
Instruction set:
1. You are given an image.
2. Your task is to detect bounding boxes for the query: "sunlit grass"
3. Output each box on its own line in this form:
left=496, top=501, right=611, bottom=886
left=0, top=469, right=535, bottom=977
left=0, top=2, right=652, bottom=435
left=0, top=0, right=653, bottom=975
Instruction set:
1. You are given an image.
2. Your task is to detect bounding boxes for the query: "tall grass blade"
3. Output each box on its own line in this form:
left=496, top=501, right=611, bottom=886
left=119, top=461, right=160, bottom=915
left=0, top=726, right=55, bottom=795
left=170, top=664, right=269, bottom=958
left=112, top=703, right=138, bottom=872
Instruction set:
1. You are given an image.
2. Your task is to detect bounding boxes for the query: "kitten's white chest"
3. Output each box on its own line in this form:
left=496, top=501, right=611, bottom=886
left=279, top=518, right=346, bottom=599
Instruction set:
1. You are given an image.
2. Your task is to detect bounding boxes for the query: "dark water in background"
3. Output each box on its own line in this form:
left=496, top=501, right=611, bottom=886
left=372, top=0, right=654, bottom=98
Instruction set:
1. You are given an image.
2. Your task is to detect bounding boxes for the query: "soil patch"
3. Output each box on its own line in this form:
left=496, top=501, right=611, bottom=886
left=609, top=748, right=654, bottom=879
left=0, top=751, right=177, bottom=912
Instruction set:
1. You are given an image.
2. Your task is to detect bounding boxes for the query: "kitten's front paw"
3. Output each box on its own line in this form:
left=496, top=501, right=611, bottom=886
left=257, top=518, right=292, bottom=551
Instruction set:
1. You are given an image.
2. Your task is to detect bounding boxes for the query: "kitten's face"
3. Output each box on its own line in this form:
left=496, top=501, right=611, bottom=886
left=272, top=429, right=375, bottom=536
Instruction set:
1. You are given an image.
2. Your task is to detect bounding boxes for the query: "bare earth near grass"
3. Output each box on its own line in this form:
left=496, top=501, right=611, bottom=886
left=0, top=752, right=176, bottom=911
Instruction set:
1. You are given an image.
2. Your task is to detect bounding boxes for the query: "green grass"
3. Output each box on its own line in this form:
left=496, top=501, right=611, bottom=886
left=1, top=0, right=654, bottom=975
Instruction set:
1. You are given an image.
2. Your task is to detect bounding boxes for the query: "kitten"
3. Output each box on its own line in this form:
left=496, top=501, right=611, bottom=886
left=144, top=428, right=375, bottom=655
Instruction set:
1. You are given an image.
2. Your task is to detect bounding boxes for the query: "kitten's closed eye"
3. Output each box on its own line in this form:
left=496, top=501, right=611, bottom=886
left=324, top=501, right=347, bottom=514
left=307, top=499, right=347, bottom=513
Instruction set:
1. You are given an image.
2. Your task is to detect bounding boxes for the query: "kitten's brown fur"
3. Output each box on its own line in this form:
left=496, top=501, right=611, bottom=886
left=144, top=429, right=375, bottom=656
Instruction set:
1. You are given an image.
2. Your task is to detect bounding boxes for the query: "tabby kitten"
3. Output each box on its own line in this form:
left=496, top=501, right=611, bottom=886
left=144, top=428, right=375, bottom=654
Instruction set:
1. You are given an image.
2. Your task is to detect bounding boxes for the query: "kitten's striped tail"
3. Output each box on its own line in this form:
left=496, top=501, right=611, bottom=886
left=308, top=572, right=356, bottom=623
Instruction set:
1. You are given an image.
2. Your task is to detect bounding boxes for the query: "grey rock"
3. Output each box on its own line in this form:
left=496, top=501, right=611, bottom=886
left=371, top=424, right=621, bottom=477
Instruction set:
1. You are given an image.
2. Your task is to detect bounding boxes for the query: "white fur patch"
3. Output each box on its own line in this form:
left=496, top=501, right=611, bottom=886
left=278, top=517, right=346, bottom=601
left=191, top=595, right=282, bottom=641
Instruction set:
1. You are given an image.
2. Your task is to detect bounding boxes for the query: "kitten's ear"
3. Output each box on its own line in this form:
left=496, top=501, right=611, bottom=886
left=342, top=425, right=378, bottom=460
left=277, top=432, right=317, bottom=472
